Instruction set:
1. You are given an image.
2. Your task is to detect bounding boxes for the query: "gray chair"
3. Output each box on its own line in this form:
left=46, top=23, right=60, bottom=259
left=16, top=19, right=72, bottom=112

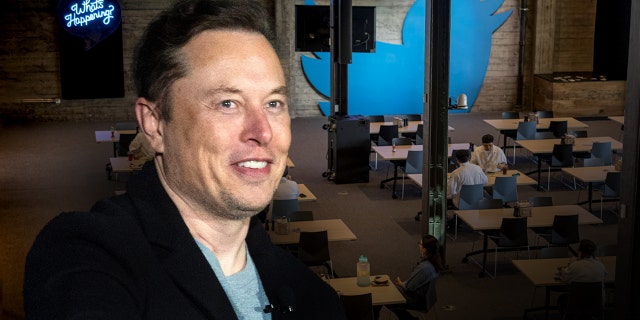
left=399, top=150, right=423, bottom=199
left=535, top=111, right=554, bottom=118
left=271, top=199, right=299, bottom=219
left=543, top=144, right=575, bottom=191
left=548, top=120, right=568, bottom=138
left=478, top=198, right=504, bottom=209
left=404, top=114, right=422, bottom=121
left=511, top=121, right=536, bottom=163
left=377, top=125, right=399, bottom=146
left=562, top=282, right=604, bottom=320
left=488, top=217, right=530, bottom=277
left=341, top=293, right=374, bottom=320
left=535, top=131, right=556, bottom=140
left=458, top=184, right=485, bottom=210
left=289, top=210, right=314, bottom=222
left=590, top=142, right=612, bottom=165
left=599, top=171, right=621, bottom=219
left=537, top=215, right=580, bottom=252
left=415, top=123, right=424, bottom=145
left=492, top=176, right=518, bottom=204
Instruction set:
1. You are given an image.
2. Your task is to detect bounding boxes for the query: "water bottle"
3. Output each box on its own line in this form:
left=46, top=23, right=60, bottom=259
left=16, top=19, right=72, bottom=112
left=357, top=255, right=370, bottom=287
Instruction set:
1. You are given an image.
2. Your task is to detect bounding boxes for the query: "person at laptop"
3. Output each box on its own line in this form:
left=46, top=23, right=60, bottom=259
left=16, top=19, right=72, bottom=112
left=470, top=134, right=508, bottom=172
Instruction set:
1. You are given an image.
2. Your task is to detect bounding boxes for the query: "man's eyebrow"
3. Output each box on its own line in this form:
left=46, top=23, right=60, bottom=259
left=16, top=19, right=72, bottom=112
left=206, top=86, right=241, bottom=95
left=271, top=86, right=288, bottom=96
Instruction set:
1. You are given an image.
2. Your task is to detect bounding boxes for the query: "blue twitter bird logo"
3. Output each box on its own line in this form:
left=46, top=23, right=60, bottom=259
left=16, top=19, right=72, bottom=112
left=301, top=0, right=511, bottom=115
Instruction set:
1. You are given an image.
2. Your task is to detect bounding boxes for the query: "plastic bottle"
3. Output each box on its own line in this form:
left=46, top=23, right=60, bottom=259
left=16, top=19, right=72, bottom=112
left=357, top=255, right=370, bottom=287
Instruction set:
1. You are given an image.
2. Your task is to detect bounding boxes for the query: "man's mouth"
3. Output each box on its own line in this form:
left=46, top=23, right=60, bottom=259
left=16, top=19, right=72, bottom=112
left=237, top=160, right=268, bottom=169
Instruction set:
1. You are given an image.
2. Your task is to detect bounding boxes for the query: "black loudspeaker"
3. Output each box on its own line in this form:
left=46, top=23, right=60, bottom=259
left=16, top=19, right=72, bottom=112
left=593, top=0, right=631, bottom=80
left=328, top=115, right=370, bottom=184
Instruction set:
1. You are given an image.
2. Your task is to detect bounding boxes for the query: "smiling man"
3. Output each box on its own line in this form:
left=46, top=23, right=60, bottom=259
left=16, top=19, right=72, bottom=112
left=24, top=1, right=345, bottom=319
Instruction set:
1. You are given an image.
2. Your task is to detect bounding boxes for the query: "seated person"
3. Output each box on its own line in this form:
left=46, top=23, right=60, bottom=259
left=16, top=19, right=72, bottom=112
left=470, top=134, right=508, bottom=172
left=273, top=166, right=299, bottom=200
left=257, top=166, right=298, bottom=222
left=128, top=131, right=155, bottom=162
left=556, top=239, right=608, bottom=317
left=389, top=235, right=443, bottom=319
left=447, top=149, right=488, bottom=212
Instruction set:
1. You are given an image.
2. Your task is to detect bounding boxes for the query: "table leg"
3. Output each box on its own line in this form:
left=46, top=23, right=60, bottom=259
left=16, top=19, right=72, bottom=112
left=537, top=155, right=542, bottom=191
left=112, top=142, right=118, bottom=157
left=480, top=231, right=488, bottom=278
left=545, top=286, right=551, bottom=320
left=391, top=164, right=399, bottom=199
left=588, top=182, right=593, bottom=212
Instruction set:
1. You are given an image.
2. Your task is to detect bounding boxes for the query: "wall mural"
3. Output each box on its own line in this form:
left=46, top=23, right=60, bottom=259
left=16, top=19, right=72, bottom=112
left=300, top=0, right=512, bottom=115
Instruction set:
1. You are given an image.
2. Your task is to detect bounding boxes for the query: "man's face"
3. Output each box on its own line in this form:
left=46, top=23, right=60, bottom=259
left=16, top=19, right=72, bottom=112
left=482, top=142, right=492, bottom=151
left=157, top=30, right=290, bottom=220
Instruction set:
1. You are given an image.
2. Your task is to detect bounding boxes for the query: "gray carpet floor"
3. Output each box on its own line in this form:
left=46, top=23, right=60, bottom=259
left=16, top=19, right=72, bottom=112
left=0, top=112, right=622, bottom=319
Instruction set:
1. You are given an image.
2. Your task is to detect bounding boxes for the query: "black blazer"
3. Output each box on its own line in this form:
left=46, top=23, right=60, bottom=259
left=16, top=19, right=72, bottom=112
left=24, top=163, right=345, bottom=319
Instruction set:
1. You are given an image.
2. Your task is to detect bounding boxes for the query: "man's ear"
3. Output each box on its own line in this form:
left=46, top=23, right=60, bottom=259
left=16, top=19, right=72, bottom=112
left=135, top=98, right=164, bottom=154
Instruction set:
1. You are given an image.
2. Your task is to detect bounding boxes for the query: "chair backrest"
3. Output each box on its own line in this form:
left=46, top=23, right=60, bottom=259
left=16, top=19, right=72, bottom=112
left=583, top=158, right=604, bottom=167
left=478, top=198, right=504, bottom=209
left=603, top=171, right=621, bottom=197
left=271, top=199, right=300, bottom=219
left=550, top=214, right=579, bottom=245
left=404, top=150, right=423, bottom=174
left=528, top=196, right=553, bottom=207
left=591, top=142, right=612, bottom=165
left=551, top=144, right=574, bottom=167
left=340, top=293, right=374, bottom=320
left=502, top=111, right=520, bottom=119
left=392, top=137, right=413, bottom=146
left=535, top=131, right=556, bottom=140
left=289, top=210, right=314, bottom=222
left=498, top=217, right=528, bottom=247
left=377, top=125, right=399, bottom=146
left=492, top=176, right=518, bottom=203
left=516, top=121, right=536, bottom=140
left=116, top=133, right=137, bottom=157
left=365, top=115, right=385, bottom=123
left=404, top=114, right=422, bottom=121
left=571, top=130, right=588, bottom=138
left=114, top=121, right=138, bottom=131
left=535, top=110, right=554, bottom=118
left=298, top=230, right=330, bottom=266
left=540, top=247, right=571, bottom=258
left=564, top=282, right=604, bottom=320
left=549, top=120, right=568, bottom=138
left=416, top=123, right=424, bottom=145
left=458, top=184, right=485, bottom=210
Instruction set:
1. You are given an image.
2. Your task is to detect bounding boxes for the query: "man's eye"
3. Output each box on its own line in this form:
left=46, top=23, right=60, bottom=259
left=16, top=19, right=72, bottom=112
left=221, top=100, right=233, bottom=108
left=267, top=101, right=279, bottom=108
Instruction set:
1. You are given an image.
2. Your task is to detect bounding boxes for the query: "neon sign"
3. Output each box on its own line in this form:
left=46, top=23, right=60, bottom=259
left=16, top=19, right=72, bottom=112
left=57, top=0, right=122, bottom=50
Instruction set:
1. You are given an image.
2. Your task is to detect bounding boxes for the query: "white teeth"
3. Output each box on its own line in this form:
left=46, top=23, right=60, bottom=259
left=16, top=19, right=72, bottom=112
left=238, top=160, right=267, bottom=169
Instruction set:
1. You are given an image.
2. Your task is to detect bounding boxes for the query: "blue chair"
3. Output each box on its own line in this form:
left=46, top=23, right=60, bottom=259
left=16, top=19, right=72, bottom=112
left=458, top=184, right=485, bottom=210
left=400, top=150, right=423, bottom=199
left=415, top=123, right=424, bottom=145
left=548, top=120, right=568, bottom=138
left=511, top=121, right=536, bottom=164
left=492, top=176, right=518, bottom=204
left=377, top=125, right=399, bottom=146
left=599, top=171, right=621, bottom=219
left=543, top=144, right=575, bottom=191
left=590, top=142, right=612, bottom=165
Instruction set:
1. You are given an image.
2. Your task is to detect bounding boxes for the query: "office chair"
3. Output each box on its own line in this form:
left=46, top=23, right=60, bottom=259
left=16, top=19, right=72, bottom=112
left=590, top=142, right=612, bottom=165
left=562, top=282, right=604, bottom=320
left=271, top=199, right=300, bottom=220
left=511, top=121, right=536, bottom=164
left=488, top=217, right=529, bottom=278
left=543, top=144, right=575, bottom=191
left=599, top=171, right=620, bottom=219
left=492, top=176, right=518, bottom=204
left=548, top=120, right=568, bottom=138
left=298, top=230, right=334, bottom=278
left=340, top=293, right=374, bottom=320
left=535, top=111, right=554, bottom=118
left=399, top=150, right=423, bottom=199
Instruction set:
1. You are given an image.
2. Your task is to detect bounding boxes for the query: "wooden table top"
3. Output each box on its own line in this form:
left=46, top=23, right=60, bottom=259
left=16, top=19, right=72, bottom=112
left=266, top=219, right=356, bottom=245
left=328, top=275, right=406, bottom=305
left=372, top=143, right=470, bottom=160
left=453, top=205, right=602, bottom=230
left=516, top=136, right=623, bottom=154
left=513, top=256, right=616, bottom=286
left=608, top=116, right=624, bottom=125
left=369, top=121, right=455, bottom=134
left=95, top=130, right=137, bottom=143
left=562, top=166, right=617, bottom=183
left=297, top=183, right=316, bottom=202
left=407, top=170, right=536, bottom=188
left=483, top=117, right=589, bottom=131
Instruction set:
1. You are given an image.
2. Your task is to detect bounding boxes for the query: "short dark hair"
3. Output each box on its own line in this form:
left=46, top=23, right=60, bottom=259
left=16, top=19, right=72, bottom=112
left=133, top=0, right=274, bottom=121
left=578, top=239, right=597, bottom=257
left=421, top=235, right=443, bottom=272
left=454, top=149, right=470, bottom=163
left=481, top=134, right=494, bottom=144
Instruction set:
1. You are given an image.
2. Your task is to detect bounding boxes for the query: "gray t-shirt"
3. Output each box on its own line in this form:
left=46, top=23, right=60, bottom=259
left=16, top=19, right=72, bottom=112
left=197, top=241, right=272, bottom=319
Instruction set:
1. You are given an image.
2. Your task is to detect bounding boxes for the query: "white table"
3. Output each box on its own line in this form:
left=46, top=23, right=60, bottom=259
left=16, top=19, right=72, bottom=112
left=266, top=219, right=356, bottom=245
left=328, top=275, right=406, bottom=305
left=516, top=137, right=622, bottom=190
left=454, top=205, right=602, bottom=277
left=407, top=169, right=536, bottom=188
left=561, top=166, right=617, bottom=211
left=297, top=183, right=317, bottom=202
left=369, top=121, right=454, bottom=135
left=483, top=117, right=589, bottom=149
left=513, top=256, right=615, bottom=319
